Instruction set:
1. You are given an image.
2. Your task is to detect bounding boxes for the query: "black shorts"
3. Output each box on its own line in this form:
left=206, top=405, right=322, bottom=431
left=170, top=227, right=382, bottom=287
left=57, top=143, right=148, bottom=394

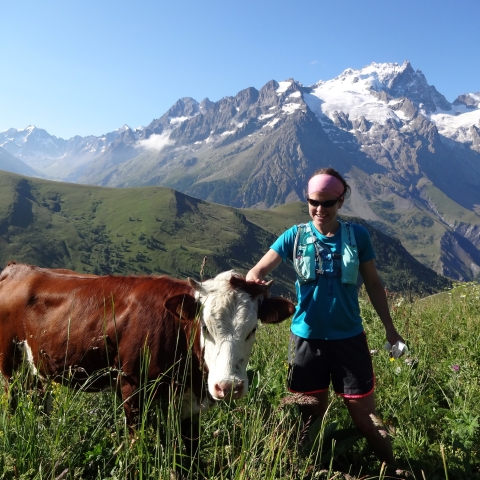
left=287, top=332, right=375, bottom=398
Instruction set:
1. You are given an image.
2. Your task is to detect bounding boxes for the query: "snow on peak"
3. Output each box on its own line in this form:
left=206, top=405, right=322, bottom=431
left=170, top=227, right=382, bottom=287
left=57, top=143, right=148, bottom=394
left=303, top=61, right=479, bottom=144
left=17, top=125, right=37, bottom=133
left=276, top=81, right=292, bottom=95
left=430, top=103, right=480, bottom=142
left=332, top=61, right=411, bottom=92
left=304, top=62, right=408, bottom=127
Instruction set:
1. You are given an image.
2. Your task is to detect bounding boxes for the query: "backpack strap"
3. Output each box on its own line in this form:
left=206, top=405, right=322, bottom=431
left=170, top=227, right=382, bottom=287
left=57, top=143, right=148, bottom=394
left=343, top=221, right=357, bottom=247
left=339, top=220, right=359, bottom=284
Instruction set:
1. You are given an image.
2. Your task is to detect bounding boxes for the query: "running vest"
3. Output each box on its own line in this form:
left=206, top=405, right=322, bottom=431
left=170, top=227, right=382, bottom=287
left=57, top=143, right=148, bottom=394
left=293, top=220, right=359, bottom=285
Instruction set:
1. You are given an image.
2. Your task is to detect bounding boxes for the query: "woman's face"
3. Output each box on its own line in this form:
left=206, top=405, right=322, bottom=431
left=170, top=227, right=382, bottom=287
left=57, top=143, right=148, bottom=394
left=307, top=191, right=344, bottom=235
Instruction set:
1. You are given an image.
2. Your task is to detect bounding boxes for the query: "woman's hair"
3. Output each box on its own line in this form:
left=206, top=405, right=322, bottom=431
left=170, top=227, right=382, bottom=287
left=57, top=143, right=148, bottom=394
left=306, top=167, right=351, bottom=199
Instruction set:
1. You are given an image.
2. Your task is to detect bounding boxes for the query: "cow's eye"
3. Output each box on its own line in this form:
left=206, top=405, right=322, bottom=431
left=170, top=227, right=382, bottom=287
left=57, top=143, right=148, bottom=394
left=246, top=327, right=257, bottom=340
left=202, top=324, right=210, bottom=336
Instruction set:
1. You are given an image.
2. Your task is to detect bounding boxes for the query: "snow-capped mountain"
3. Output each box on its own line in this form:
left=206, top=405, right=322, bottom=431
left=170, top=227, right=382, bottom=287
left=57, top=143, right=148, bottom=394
left=3, top=61, right=479, bottom=184
left=1, top=60, right=480, bottom=281
left=304, top=61, right=479, bottom=146
left=0, top=124, right=141, bottom=178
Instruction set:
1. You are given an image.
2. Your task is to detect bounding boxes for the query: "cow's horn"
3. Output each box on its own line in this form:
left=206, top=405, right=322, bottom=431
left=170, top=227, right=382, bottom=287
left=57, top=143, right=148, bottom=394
left=188, top=277, right=207, bottom=294
left=263, top=280, right=274, bottom=289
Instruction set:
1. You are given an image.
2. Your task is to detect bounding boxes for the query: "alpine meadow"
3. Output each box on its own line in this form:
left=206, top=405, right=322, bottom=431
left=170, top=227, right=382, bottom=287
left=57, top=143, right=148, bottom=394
left=0, top=170, right=479, bottom=478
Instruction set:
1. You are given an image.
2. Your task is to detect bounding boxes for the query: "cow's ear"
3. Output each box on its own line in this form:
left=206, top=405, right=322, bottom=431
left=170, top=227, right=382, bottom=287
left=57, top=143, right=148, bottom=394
left=258, top=297, right=295, bottom=324
left=230, top=276, right=274, bottom=298
left=165, top=294, right=200, bottom=322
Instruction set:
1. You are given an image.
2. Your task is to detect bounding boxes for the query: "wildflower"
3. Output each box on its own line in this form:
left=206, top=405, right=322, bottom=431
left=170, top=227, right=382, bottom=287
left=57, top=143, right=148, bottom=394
left=370, top=349, right=378, bottom=355
left=396, top=469, right=413, bottom=478
left=404, top=357, right=417, bottom=367
left=451, top=364, right=460, bottom=372
left=369, top=413, right=385, bottom=427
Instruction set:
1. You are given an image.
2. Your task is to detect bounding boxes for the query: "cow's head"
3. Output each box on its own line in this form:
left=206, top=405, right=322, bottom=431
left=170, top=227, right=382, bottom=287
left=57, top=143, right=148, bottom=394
left=166, top=270, right=295, bottom=403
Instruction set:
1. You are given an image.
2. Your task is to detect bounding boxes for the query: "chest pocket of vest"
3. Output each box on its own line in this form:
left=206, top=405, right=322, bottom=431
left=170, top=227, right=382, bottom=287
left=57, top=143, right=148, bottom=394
left=295, top=234, right=318, bottom=284
left=293, top=221, right=359, bottom=285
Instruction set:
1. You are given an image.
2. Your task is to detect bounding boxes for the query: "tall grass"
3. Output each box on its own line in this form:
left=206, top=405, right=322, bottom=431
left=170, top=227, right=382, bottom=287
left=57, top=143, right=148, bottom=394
left=0, top=282, right=479, bottom=479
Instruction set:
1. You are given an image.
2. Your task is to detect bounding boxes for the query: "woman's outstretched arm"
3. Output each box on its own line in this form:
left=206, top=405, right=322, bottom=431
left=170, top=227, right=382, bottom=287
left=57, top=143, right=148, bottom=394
left=246, top=249, right=283, bottom=284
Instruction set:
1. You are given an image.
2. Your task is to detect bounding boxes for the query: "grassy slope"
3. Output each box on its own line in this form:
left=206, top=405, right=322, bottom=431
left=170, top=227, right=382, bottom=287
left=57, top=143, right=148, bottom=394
left=0, top=170, right=450, bottom=295
left=0, top=171, right=294, bottom=294
left=1, top=281, right=479, bottom=479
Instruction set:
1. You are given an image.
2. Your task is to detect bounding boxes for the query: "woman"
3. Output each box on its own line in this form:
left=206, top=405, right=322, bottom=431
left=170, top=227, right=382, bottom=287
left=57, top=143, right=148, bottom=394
left=246, top=167, right=404, bottom=464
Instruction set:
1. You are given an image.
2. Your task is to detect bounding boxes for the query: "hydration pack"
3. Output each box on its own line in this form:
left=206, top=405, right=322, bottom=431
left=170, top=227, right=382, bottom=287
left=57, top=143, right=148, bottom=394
left=292, top=220, right=359, bottom=285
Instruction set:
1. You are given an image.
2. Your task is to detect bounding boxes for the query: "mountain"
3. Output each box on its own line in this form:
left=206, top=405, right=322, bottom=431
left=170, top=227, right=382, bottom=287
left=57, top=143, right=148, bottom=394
left=0, top=144, right=42, bottom=178
left=0, top=125, right=139, bottom=179
left=1, top=61, right=480, bottom=281
left=0, top=170, right=450, bottom=297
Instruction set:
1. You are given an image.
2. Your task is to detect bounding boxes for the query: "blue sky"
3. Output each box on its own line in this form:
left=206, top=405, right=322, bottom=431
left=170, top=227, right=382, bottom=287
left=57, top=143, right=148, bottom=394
left=1, top=0, right=479, bottom=139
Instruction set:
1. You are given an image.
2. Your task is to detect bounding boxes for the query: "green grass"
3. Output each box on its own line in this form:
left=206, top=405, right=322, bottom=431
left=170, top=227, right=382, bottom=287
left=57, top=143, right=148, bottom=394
left=1, top=282, right=479, bottom=479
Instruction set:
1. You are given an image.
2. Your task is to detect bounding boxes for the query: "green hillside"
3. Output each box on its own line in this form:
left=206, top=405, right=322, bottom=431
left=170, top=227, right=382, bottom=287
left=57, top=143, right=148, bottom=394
left=0, top=171, right=450, bottom=296
left=0, top=171, right=296, bottom=294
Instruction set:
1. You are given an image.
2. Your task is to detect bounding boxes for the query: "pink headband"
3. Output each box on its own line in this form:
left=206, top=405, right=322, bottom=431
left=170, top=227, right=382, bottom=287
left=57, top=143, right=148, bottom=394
left=307, top=174, right=344, bottom=197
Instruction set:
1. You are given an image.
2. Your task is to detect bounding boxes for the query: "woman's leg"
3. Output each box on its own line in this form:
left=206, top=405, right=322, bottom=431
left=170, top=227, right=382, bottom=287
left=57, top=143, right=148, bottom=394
left=343, top=393, right=394, bottom=464
left=297, top=390, right=330, bottom=449
left=298, top=390, right=330, bottom=423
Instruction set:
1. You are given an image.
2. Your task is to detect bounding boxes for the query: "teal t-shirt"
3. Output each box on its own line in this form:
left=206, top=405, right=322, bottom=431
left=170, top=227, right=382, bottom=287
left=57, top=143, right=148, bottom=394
left=270, top=222, right=375, bottom=340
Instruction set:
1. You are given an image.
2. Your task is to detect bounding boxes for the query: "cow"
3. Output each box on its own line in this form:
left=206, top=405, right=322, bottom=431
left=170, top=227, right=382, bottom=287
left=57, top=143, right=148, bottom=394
left=0, top=262, right=295, bottom=426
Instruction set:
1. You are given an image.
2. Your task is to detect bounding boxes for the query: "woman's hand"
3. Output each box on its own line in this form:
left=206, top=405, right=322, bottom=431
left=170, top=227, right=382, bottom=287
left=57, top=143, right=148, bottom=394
left=246, top=249, right=283, bottom=283
left=385, top=325, right=405, bottom=348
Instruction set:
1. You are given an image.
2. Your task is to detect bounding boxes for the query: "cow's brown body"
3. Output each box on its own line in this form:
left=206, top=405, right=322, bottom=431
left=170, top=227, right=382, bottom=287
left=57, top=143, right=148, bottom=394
left=0, top=262, right=205, bottom=421
left=0, top=262, right=295, bottom=424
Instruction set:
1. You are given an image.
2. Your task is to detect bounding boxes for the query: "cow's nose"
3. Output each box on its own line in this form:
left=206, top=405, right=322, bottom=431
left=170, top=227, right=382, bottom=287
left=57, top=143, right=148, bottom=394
left=214, top=379, right=244, bottom=399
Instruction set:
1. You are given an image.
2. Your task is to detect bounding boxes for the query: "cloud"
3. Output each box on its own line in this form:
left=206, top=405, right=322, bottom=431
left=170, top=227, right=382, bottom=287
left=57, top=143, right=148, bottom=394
left=310, top=60, right=318, bottom=65
left=136, top=132, right=173, bottom=151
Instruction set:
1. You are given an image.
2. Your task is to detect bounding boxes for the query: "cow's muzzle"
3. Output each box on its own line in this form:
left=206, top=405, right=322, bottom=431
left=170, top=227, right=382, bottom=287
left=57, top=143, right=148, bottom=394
left=214, top=379, right=245, bottom=400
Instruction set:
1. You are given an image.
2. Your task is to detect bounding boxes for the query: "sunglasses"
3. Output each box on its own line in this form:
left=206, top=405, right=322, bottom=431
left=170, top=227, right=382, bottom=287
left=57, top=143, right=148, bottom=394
left=306, top=196, right=343, bottom=208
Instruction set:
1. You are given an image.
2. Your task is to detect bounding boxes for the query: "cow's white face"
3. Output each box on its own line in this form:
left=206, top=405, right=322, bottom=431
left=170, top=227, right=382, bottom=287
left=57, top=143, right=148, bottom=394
left=191, top=271, right=261, bottom=401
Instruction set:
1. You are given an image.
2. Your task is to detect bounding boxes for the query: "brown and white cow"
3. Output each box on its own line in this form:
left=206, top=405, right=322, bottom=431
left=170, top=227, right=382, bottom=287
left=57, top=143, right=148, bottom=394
left=0, top=262, right=295, bottom=424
